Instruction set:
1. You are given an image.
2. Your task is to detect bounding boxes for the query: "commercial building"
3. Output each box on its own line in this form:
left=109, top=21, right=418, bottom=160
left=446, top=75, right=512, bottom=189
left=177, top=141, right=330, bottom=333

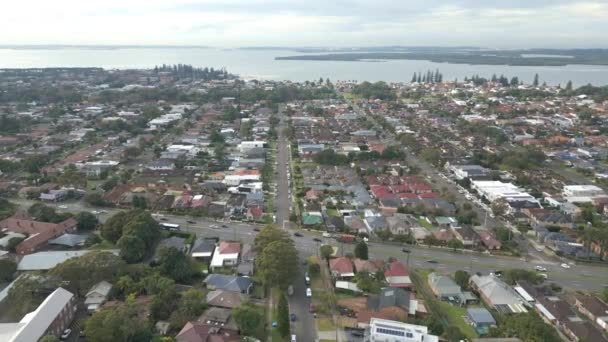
left=470, top=180, right=537, bottom=203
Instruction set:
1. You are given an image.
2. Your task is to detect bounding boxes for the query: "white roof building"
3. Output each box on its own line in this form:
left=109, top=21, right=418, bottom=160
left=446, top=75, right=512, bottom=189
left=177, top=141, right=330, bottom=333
left=368, top=318, right=439, bottom=342
left=563, top=185, right=606, bottom=203
left=471, top=180, right=537, bottom=203
left=17, top=250, right=119, bottom=271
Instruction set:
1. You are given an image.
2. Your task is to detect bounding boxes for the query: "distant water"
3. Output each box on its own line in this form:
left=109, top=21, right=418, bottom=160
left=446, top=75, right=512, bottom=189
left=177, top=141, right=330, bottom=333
left=1, top=47, right=607, bottom=86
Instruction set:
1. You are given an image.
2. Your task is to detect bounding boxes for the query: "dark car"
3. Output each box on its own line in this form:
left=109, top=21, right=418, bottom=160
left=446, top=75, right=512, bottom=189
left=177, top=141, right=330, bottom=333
left=159, top=217, right=168, bottom=221
left=294, top=232, right=303, bottom=237
left=313, top=238, right=322, bottom=242
left=401, top=248, right=411, bottom=253
left=187, top=220, right=196, bottom=224
left=290, top=313, right=296, bottom=321
left=426, top=259, right=438, bottom=264
left=253, top=227, right=260, bottom=232
left=221, top=224, right=228, bottom=228
left=351, top=330, right=364, bottom=337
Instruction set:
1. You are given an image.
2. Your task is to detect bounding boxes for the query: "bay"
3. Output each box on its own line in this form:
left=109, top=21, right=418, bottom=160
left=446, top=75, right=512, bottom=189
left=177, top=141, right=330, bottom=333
left=0, top=47, right=607, bottom=86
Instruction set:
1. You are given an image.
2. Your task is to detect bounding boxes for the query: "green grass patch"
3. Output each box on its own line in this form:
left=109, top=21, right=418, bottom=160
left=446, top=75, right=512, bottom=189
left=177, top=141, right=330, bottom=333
left=326, top=209, right=340, bottom=217
left=437, top=302, right=478, bottom=338
left=418, top=217, right=433, bottom=229
left=90, top=239, right=115, bottom=250
left=317, top=318, right=336, bottom=331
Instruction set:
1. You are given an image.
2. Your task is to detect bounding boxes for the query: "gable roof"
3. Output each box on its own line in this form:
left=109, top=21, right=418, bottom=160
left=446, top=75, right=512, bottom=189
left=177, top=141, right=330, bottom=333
left=367, top=287, right=411, bottom=311
left=206, top=289, right=244, bottom=309
left=86, top=280, right=113, bottom=298
left=354, top=258, right=378, bottom=273
left=329, top=257, right=354, bottom=275
left=218, top=241, right=240, bottom=255
left=204, top=274, right=252, bottom=292
left=467, top=308, right=496, bottom=325
left=428, top=272, right=462, bottom=296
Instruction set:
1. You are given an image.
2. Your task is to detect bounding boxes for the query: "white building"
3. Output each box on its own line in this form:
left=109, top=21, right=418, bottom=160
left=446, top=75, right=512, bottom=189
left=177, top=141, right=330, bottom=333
left=166, top=144, right=200, bottom=157
left=471, top=180, right=536, bottom=203
left=148, top=113, right=182, bottom=128
left=223, top=174, right=261, bottom=186
left=563, top=185, right=605, bottom=203
left=449, top=164, right=491, bottom=180
left=367, top=318, right=438, bottom=342
left=238, top=141, right=266, bottom=153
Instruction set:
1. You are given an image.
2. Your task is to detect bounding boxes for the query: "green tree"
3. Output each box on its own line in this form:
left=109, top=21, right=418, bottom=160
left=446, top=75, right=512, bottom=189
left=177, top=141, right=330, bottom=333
left=320, top=245, right=334, bottom=260
left=491, top=198, right=508, bottom=217
left=50, top=251, right=126, bottom=295
left=76, top=211, right=99, bottom=231
left=277, top=293, right=290, bottom=337
left=447, top=239, right=464, bottom=250
left=100, top=177, right=119, bottom=192
left=354, top=271, right=380, bottom=293
left=84, top=192, right=108, bottom=207
left=565, top=80, right=573, bottom=91
left=533, top=73, right=539, bottom=87
left=101, top=211, right=129, bottom=243
left=256, top=240, right=298, bottom=290
left=0, top=259, right=17, bottom=282
left=157, top=247, right=198, bottom=282
left=169, top=288, right=207, bottom=329
left=454, top=270, right=470, bottom=289
left=7, top=237, right=25, bottom=252
left=233, top=302, right=265, bottom=338
left=84, top=298, right=152, bottom=342
left=444, top=325, right=465, bottom=342
left=308, top=262, right=320, bottom=276
left=118, top=234, right=146, bottom=263
left=491, top=311, right=560, bottom=341
left=354, top=240, right=369, bottom=260
left=254, top=225, right=292, bottom=252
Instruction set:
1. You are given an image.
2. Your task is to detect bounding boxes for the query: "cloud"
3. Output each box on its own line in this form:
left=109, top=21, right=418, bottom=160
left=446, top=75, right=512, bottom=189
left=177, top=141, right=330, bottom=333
left=0, top=0, right=606, bottom=47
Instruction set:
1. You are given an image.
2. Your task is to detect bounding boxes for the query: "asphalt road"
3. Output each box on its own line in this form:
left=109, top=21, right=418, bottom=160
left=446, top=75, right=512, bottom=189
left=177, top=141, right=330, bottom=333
left=274, top=105, right=317, bottom=341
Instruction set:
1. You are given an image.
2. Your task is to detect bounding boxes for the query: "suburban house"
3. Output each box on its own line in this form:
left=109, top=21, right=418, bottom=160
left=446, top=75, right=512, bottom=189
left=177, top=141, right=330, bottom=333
left=210, top=241, right=241, bottom=271
left=190, top=238, right=217, bottom=262
left=176, top=322, right=239, bottom=342
left=329, top=257, right=355, bottom=279
left=354, top=258, right=380, bottom=273
left=85, top=280, right=113, bottom=313
left=0, top=216, right=78, bottom=254
left=573, top=294, right=608, bottom=332
left=367, top=318, right=439, bottom=342
left=428, top=272, right=477, bottom=305
left=469, top=274, right=528, bottom=314
left=206, top=289, right=245, bottom=309
left=384, top=261, right=412, bottom=288
left=0, top=287, right=76, bottom=342
left=466, top=308, right=497, bottom=335
left=39, top=189, right=68, bottom=202
left=204, top=274, right=253, bottom=294
left=146, top=159, right=176, bottom=171
left=477, top=231, right=502, bottom=250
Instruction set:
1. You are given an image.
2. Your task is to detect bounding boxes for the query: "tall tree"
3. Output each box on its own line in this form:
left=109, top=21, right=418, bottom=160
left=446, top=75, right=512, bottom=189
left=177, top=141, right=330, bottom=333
left=157, top=247, right=198, bottom=282
left=565, top=80, right=573, bottom=91
left=354, top=241, right=369, bottom=260
left=76, top=212, right=99, bottom=231
left=533, top=73, right=539, bottom=87
left=411, top=72, right=417, bottom=83
left=320, top=245, right=334, bottom=260
left=277, top=293, right=290, bottom=337
left=256, top=240, right=298, bottom=290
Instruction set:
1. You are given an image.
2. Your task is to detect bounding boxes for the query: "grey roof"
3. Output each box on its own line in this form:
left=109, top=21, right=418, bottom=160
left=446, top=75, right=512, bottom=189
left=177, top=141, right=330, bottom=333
left=17, top=250, right=119, bottom=271
left=48, top=233, right=89, bottom=247
left=467, top=308, right=496, bottom=325
left=86, top=280, right=112, bottom=298
left=367, top=287, right=411, bottom=311
left=204, top=274, right=253, bottom=292
left=191, top=238, right=217, bottom=256
left=428, top=272, right=462, bottom=297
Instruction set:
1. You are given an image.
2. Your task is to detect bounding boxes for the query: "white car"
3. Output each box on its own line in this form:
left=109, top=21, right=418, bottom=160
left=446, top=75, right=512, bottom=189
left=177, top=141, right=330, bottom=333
left=58, top=205, right=68, bottom=209
left=561, top=263, right=571, bottom=269
left=535, top=266, right=547, bottom=272
left=61, top=329, right=72, bottom=340
left=306, top=288, right=312, bottom=297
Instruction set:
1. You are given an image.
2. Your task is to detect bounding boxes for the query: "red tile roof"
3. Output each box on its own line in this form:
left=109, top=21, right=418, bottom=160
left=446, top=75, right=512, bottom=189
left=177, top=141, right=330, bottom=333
left=329, top=257, right=354, bottom=275
left=0, top=216, right=77, bottom=254
left=218, top=241, right=241, bottom=255
left=384, top=261, right=409, bottom=277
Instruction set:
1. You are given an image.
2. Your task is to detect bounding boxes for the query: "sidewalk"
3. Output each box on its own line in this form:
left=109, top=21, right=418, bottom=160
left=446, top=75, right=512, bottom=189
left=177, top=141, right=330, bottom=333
left=319, top=258, right=343, bottom=342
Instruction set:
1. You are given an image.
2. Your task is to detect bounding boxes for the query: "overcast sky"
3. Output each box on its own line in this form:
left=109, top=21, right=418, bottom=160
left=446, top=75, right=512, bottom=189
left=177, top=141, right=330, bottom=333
left=2, top=0, right=607, bottom=48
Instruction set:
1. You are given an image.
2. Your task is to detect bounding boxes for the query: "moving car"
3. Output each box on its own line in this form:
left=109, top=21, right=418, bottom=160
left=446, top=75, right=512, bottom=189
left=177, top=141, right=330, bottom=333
left=535, top=265, right=547, bottom=272
left=253, top=227, right=260, bottom=232
left=561, top=263, right=571, bottom=269
left=187, top=220, right=196, bottom=224
left=313, top=238, right=322, bottom=243
left=291, top=335, right=297, bottom=342
left=426, top=260, right=438, bottom=264
left=402, top=248, right=411, bottom=253
left=305, top=272, right=310, bottom=285
left=294, top=232, right=303, bottom=237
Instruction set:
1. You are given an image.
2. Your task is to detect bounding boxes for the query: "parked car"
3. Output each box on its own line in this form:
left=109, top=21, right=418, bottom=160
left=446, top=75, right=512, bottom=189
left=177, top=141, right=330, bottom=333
left=253, top=227, right=260, bottom=232
left=294, top=232, right=303, bottom=237
left=313, top=238, right=322, bottom=243
left=187, top=220, right=196, bottom=224
left=306, top=288, right=312, bottom=297
left=535, top=265, right=547, bottom=272
left=290, top=313, right=296, bottom=321
left=309, top=303, right=315, bottom=313
left=60, top=329, right=72, bottom=340
left=401, top=248, right=411, bottom=253
left=561, top=263, right=571, bottom=269
left=426, top=260, right=438, bottom=264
